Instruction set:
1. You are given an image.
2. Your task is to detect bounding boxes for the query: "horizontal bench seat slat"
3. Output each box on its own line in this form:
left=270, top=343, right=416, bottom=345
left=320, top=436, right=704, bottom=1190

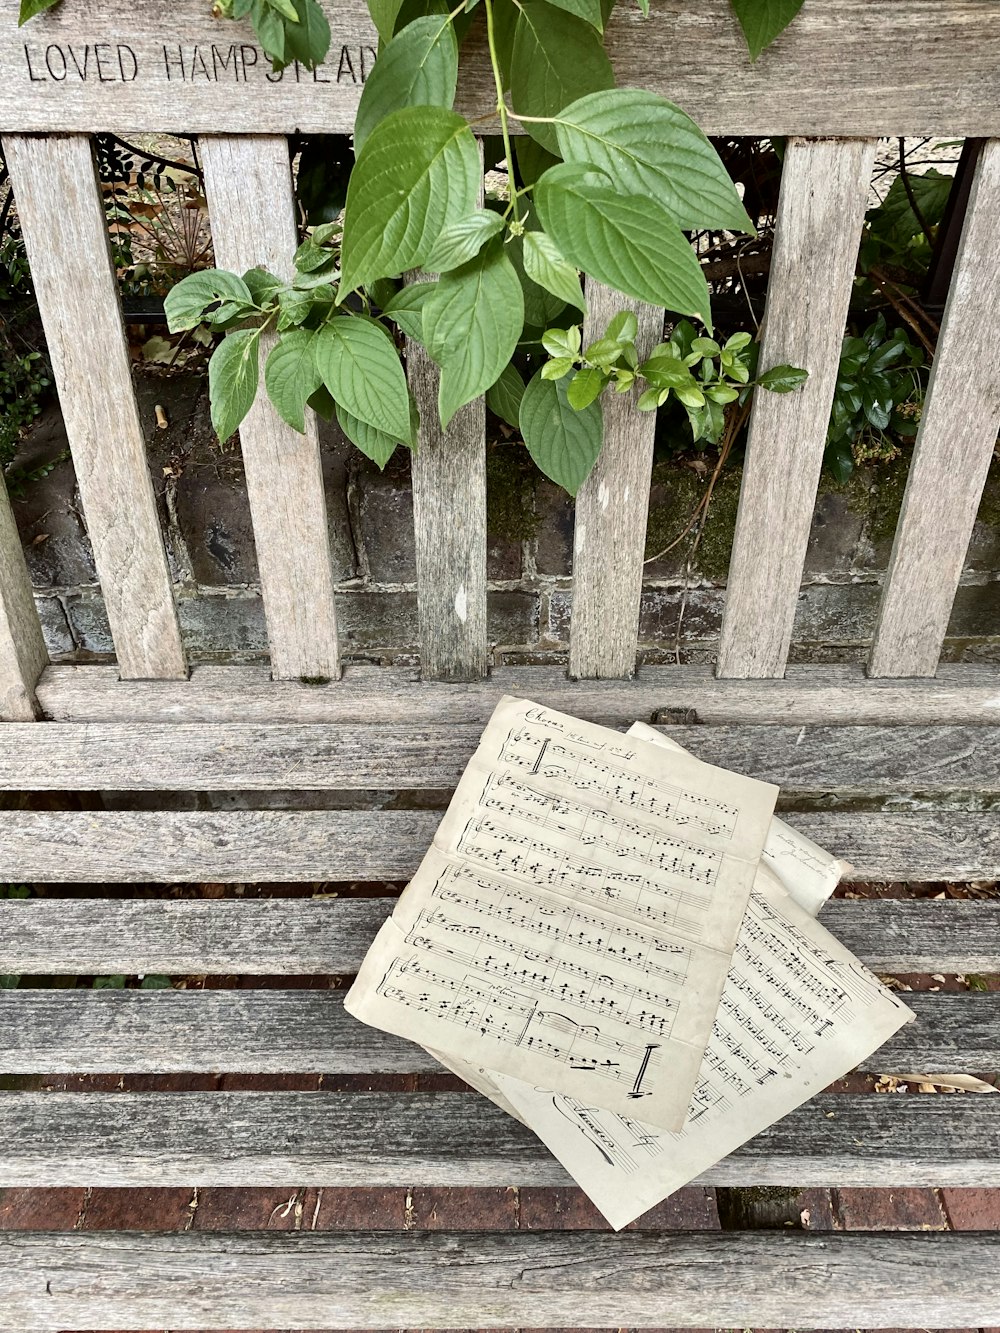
left=2, top=722, right=1000, bottom=794
left=2, top=1230, right=999, bottom=1329
left=2, top=897, right=997, bottom=976
left=0, top=1091, right=995, bottom=1190
left=35, top=662, right=1000, bottom=726
left=1, top=809, right=997, bottom=882
left=0, top=990, right=991, bottom=1074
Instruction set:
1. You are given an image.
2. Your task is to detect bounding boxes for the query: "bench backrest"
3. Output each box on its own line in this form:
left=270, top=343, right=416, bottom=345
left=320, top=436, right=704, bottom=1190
left=2, top=0, right=1000, bottom=713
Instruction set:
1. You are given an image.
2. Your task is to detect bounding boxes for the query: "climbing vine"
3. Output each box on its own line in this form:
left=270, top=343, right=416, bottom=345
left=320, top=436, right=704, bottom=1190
left=18, top=0, right=809, bottom=491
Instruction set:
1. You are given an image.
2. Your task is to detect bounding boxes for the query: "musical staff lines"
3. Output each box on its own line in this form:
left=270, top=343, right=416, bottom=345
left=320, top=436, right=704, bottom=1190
left=376, top=955, right=662, bottom=1087
left=498, top=727, right=739, bottom=839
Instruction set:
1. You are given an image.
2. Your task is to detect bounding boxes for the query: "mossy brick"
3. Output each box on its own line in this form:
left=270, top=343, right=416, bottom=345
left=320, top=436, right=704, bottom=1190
left=11, top=408, right=96, bottom=587
left=355, top=452, right=417, bottom=583
left=804, top=479, right=867, bottom=575
left=533, top=479, right=576, bottom=576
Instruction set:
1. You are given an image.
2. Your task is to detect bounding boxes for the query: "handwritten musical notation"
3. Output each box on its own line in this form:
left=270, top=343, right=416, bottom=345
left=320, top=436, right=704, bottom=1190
left=345, top=696, right=779, bottom=1132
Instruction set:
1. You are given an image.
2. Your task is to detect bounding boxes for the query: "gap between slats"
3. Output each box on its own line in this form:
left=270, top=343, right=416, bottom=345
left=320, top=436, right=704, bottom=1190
left=1, top=133, right=185, bottom=681
left=717, top=138, right=877, bottom=679
left=869, top=139, right=1000, bottom=678
left=200, top=135, right=341, bottom=681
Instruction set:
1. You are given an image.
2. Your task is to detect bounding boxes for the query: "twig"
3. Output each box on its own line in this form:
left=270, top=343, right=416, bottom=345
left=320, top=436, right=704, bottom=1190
left=867, top=266, right=939, bottom=359
left=897, top=136, right=937, bottom=252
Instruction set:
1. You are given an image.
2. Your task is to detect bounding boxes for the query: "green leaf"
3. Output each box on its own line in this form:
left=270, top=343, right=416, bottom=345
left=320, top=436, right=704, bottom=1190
left=541, top=356, right=575, bottom=380
left=509, top=1, right=614, bottom=155
left=567, top=366, right=605, bottom=409
left=0, top=975, right=19, bottom=989
left=381, top=281, right=438, bottom=341
left=314, top=317, right=414, bottom=442
left=283, top=0, right=332, bottom=67
left=544, top=0, right=605, bottom=29
left=757, top=363, right=809, bottom=393
left=508, top=231, right=568, bottom=329
left=139, top=975, right=174, bottom=990
left=336, top=403, right=403, bottom=469
left=541, top=325, right=581, bottom=358
left=514, top=137, right=561, bottom=187
left=424, top=211, right=505, bottom=273
left=264, top=330, right=323, bottom=432
left=824, top=437, right=855, bottom=484
left=18, top=0, right=60, bottom=23
left=522, top=231, right=586, bottom=312
left=534, top=164, right=712, bottom=326
left=729, top=0, right=804, bottom=60
left=486, top=363, right=526, bottom=429
left=605, top=310, right=638, bottom=344
left=266, top=0, right=299, bottom=21
left=368, top=0, right=404, bottom=41
left=353, top=14, right=459, bottom=156
left=165, top=270, right=255, bottom=333
left=340, top=107, right=481, bottom=293
left=553, top=88, right=754, bottom=232
left=423, top=243, right=525, bottom=427
left=243, top=267, right=285, bottom=307
left=209, top=329, right=262, bottom=443
left=520, top=369, right=603, bottom=494
left=93, top=974, right=127, bottom=990
left=253, top=3, right=286, bottom=63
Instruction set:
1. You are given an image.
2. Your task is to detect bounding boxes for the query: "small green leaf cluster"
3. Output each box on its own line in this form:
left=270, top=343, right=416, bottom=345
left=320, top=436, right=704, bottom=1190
left=534, top=314, right=806, bottom=481
left=165, top=234, right=419, bottom=469
left=825, top=316, right=926, bottom=482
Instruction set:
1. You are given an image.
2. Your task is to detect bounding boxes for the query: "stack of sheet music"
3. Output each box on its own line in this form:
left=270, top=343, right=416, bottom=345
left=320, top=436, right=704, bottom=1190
left=346, top=697, right=914, bottom=1228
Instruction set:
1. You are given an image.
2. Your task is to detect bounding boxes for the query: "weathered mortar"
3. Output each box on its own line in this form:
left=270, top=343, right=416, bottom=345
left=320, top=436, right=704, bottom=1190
left=11, top=369, right=1000, bottom=667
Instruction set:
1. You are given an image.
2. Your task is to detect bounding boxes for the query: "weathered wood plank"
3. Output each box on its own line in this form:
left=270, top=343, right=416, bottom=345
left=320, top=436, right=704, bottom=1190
left=0, top=809, right=996, bottom=882
left=0, top=990, right=990, bottom=1073
left=869, top=141, right=1000, bottom=678
left=2, top=898, right=997, bottom=975
left=1, top=721, right=999, bottom=793
left=1, top=1092, right=996, bottom=1189
left=34, top=661, right=1000, bottom=725
left=2, top=134, right=185, bottom=680
left=199, top=135, right=340, bottom=681
left=407, top=338, right=487, bottom=683
left=4, top=0, right=1000, bottom=138
left=3, top=1230, right=999, bottom=1328
left=0, top=481, right=47, bottom=721
left=569, top=288, right=662, bottom=680
left=717, top=139, right=876, bottom=678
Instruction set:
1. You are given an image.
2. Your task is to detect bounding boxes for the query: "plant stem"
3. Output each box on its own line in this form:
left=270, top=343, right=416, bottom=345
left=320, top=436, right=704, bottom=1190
left=484, top=0, right=520, bottom=226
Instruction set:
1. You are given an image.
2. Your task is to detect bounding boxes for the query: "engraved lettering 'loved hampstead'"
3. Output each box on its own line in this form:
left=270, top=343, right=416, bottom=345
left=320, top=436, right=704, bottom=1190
left=21, top=40, right=377, bottom=86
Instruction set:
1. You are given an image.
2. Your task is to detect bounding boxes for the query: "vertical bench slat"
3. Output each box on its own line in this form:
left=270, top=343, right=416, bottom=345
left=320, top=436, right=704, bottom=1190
left=2, top=134, right=186, bottom=680
left=716, top=138, right=877, bottom=679
left=408, top=352, right=488, bottom=681
left=200, top=136, right=340, bottom=681
left=569, top=285, right=663, bottom=679
left=0, top=482, right=46, bottom=721
left=869, top=139, right=1000, bottom=678
left=407, top=140, right=487, bottom=682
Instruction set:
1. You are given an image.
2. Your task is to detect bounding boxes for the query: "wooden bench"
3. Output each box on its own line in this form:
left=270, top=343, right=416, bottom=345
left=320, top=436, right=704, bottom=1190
left=2, top=0, right=1000, bottom=1326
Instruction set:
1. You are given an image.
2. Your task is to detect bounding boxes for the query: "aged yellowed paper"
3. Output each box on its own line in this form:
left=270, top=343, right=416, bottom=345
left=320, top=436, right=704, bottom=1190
left=345, top=696, right=778, bottom=1130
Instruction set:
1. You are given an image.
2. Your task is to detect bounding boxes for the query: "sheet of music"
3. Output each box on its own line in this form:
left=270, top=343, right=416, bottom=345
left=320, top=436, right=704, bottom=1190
left=627, top=722, right=853, bottom=914
left=345, top=696, right=778, bottom=1131
left=491, top=863, right=913, bottom=1228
